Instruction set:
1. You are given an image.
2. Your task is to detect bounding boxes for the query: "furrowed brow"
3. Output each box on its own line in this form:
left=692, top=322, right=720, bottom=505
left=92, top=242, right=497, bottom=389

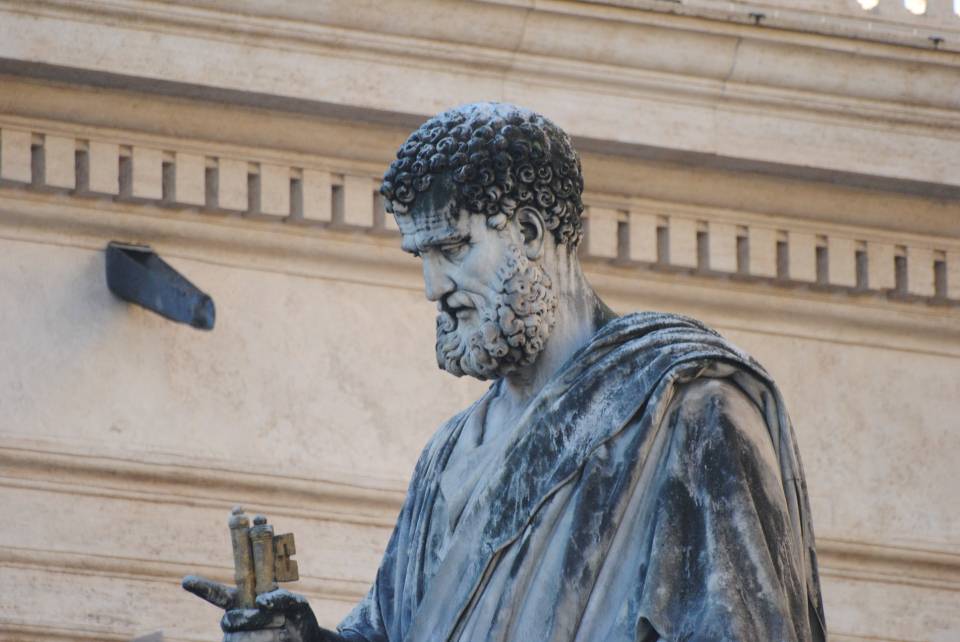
left=403, top=230, right=469, bottom=253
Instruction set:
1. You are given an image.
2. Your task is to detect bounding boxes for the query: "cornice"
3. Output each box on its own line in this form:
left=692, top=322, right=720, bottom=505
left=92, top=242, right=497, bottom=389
left=485, top=0, right=960, bottom=53
left=10, top=0, right=957, bottom=99
left=0, top=0, right=957, bottom=187
left=2, top=79, right=957, bottom=227
left=0, top=108, right=957, bottom=332
left=7, top=0, right=957, bottom=115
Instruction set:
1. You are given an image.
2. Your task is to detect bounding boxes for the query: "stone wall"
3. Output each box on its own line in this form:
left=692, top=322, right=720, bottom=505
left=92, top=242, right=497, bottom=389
left=0, top=2, right=958, bottom=641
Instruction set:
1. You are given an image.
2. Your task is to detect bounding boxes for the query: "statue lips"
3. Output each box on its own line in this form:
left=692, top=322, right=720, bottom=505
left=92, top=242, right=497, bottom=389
left=442, top=291, right=478, bottom=325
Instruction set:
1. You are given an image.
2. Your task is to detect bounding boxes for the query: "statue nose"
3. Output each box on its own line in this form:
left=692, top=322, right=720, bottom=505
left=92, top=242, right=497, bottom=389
left=423, top=257, right=455, bottom=302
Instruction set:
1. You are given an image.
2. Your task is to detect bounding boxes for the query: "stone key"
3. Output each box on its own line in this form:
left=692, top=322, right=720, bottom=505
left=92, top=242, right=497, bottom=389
left=228, top=506, right=299, bottom=608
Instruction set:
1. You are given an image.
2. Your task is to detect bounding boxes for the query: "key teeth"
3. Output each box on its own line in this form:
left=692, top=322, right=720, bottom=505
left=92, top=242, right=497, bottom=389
left=273, top=532, right=299, bottom=582
left=276, top=558, right=299, bottom=583
left=274, top=533, right=296, bottom=554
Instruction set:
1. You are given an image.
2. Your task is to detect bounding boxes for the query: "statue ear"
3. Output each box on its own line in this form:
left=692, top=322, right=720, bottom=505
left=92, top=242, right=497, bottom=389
left=516, top=207, right=545, bottom=260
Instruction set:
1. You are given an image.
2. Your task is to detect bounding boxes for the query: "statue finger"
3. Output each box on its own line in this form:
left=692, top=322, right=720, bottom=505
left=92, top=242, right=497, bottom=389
left=255, top=588, right=307, bottom=613
left=182, top=575, right=236, bottom=610
left=222, top=608, right=285, bottom=632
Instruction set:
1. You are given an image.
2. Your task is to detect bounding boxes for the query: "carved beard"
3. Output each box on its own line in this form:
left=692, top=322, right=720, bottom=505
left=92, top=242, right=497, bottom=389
left=435, top=245, right=558, bottom=380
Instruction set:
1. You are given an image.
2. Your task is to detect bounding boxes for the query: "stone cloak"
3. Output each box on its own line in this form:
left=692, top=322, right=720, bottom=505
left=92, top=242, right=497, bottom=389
left=338, top=311, right=827, bottom=641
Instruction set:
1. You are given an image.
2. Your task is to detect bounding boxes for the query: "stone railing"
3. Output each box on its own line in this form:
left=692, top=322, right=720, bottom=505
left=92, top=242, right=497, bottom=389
left=719, top=0, right=960, bottom=22
left=576, top=0, right=960, bottom=49
left=0, top=127, right=389, bottom=230
left=2, top=123, right=957, bottom=304
left=582, top=203, right=960, bottom=302
left=590, top=0, right=960, bottom=22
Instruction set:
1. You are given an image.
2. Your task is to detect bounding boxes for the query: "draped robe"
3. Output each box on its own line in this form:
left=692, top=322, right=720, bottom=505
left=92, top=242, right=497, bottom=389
left=338, top=312, right=827, bottom=642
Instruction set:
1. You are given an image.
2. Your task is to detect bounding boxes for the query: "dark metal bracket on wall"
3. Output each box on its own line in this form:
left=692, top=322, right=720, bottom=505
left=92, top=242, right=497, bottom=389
left=105, top=242, right=215, bottom=330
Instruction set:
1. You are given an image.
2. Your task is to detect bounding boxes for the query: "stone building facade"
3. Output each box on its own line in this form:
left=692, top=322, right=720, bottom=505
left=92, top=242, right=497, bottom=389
left=0, top=1, right=958, bottom=640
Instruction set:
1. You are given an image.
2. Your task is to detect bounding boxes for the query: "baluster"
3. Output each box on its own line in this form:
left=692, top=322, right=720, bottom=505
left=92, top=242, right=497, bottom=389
left=865, top=241, right=895, bottom=290
left=627, top=209, right=658, bottom=263
left=787, top=231, right=818, bottom=283
left=259, top=163, right=291, bottom=217
left=828, top=237, right=858, bottom=288
left=173, top=152, right=206, bottom=206
left=923, top=0, right=950, bottom=18
left=217, top=158, right=249, bottom=211
left=302, top=169, right=332, bottom=222
left=43, top=134, right=76, bottom=189
left=87, top=141, right=120, bottom=195
left=906, top=246, right=936, bottom=296
left=584, top=206, right=619, bottom=259
left=877, top=0, right=914, bottom=18
left=668, top=216, right=698, bottom=269
left=0, top=128, right=32, bottom=183
left=707, top=221, right=738, bottom=273
left=946, top=250, right=960, bottom=299
left=132, top=146, right=163, bottom=200
left=342, top=175, right=375, bottom=228
left=749, top=227, right=778, bottom=278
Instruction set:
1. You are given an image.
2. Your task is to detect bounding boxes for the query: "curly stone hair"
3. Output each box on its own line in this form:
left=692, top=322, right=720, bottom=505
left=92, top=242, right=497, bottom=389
left=381, top=102, right=585, bottom=248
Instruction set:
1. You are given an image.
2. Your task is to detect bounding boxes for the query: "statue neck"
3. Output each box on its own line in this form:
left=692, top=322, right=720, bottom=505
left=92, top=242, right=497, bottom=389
left=498, top=249, right=615, bottom=411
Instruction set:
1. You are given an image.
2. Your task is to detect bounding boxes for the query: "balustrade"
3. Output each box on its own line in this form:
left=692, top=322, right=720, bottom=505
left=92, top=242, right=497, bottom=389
left=1, top=124, right=956, bottom=304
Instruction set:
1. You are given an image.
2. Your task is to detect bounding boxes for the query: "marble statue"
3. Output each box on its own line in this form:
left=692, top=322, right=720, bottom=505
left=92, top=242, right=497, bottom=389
left=184, top=102, right=827, bottom=642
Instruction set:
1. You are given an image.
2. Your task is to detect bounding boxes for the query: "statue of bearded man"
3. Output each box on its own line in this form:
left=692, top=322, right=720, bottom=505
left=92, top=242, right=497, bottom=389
left=185, top=103, right=827, bottom=642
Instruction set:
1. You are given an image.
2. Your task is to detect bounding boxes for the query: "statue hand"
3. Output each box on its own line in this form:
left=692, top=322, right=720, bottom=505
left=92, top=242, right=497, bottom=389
left=183, top=576, right=333, bottom=642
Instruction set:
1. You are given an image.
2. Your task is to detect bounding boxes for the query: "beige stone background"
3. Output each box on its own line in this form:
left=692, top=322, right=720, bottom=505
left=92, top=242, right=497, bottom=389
left=0, top=1, right=958, bottom=640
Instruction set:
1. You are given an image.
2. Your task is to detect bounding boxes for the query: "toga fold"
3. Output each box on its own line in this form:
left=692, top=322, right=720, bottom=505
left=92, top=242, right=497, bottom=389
left=339, top=312, right=827, bottom=642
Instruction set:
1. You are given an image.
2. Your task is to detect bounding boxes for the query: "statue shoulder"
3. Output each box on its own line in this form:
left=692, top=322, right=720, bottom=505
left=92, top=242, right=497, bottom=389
left=664, top=376, right=780, bottom=477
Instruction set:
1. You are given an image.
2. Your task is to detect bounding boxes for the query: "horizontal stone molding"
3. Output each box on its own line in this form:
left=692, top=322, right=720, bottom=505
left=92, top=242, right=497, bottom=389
left=2, top=115, right=959, bottom=312
left=2, top=436, right=959, bottom=595
left=1, top=0, right=958, bottom=189
left=3, top=545, right=944, bottom=642
left=0, top=438, right=405, bottom=529
left=0, top=545, right=951, bottom=642
left=497, top=0, right=960, bottom=50
left=2, top=187, right=958, bottom=360
left=0, top=622, right=148, bottom=642
left=817, top=538, right=960, bottom=593
left=0, top=545, right=367, bottom=603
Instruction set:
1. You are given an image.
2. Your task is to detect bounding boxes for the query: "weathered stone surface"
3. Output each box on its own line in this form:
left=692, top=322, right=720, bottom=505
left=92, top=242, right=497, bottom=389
left=174, top=102, right=826, bottom=641
left=0, top=2, right=958, bottom=641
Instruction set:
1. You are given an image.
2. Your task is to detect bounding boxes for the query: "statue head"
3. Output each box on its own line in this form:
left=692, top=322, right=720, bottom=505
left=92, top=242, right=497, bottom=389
left=381, top=102, right=586, bottom=380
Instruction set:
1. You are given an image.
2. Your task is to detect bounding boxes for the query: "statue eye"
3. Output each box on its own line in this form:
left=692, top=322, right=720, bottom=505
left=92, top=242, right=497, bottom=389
left=440, top=242, right=469, bottom=261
